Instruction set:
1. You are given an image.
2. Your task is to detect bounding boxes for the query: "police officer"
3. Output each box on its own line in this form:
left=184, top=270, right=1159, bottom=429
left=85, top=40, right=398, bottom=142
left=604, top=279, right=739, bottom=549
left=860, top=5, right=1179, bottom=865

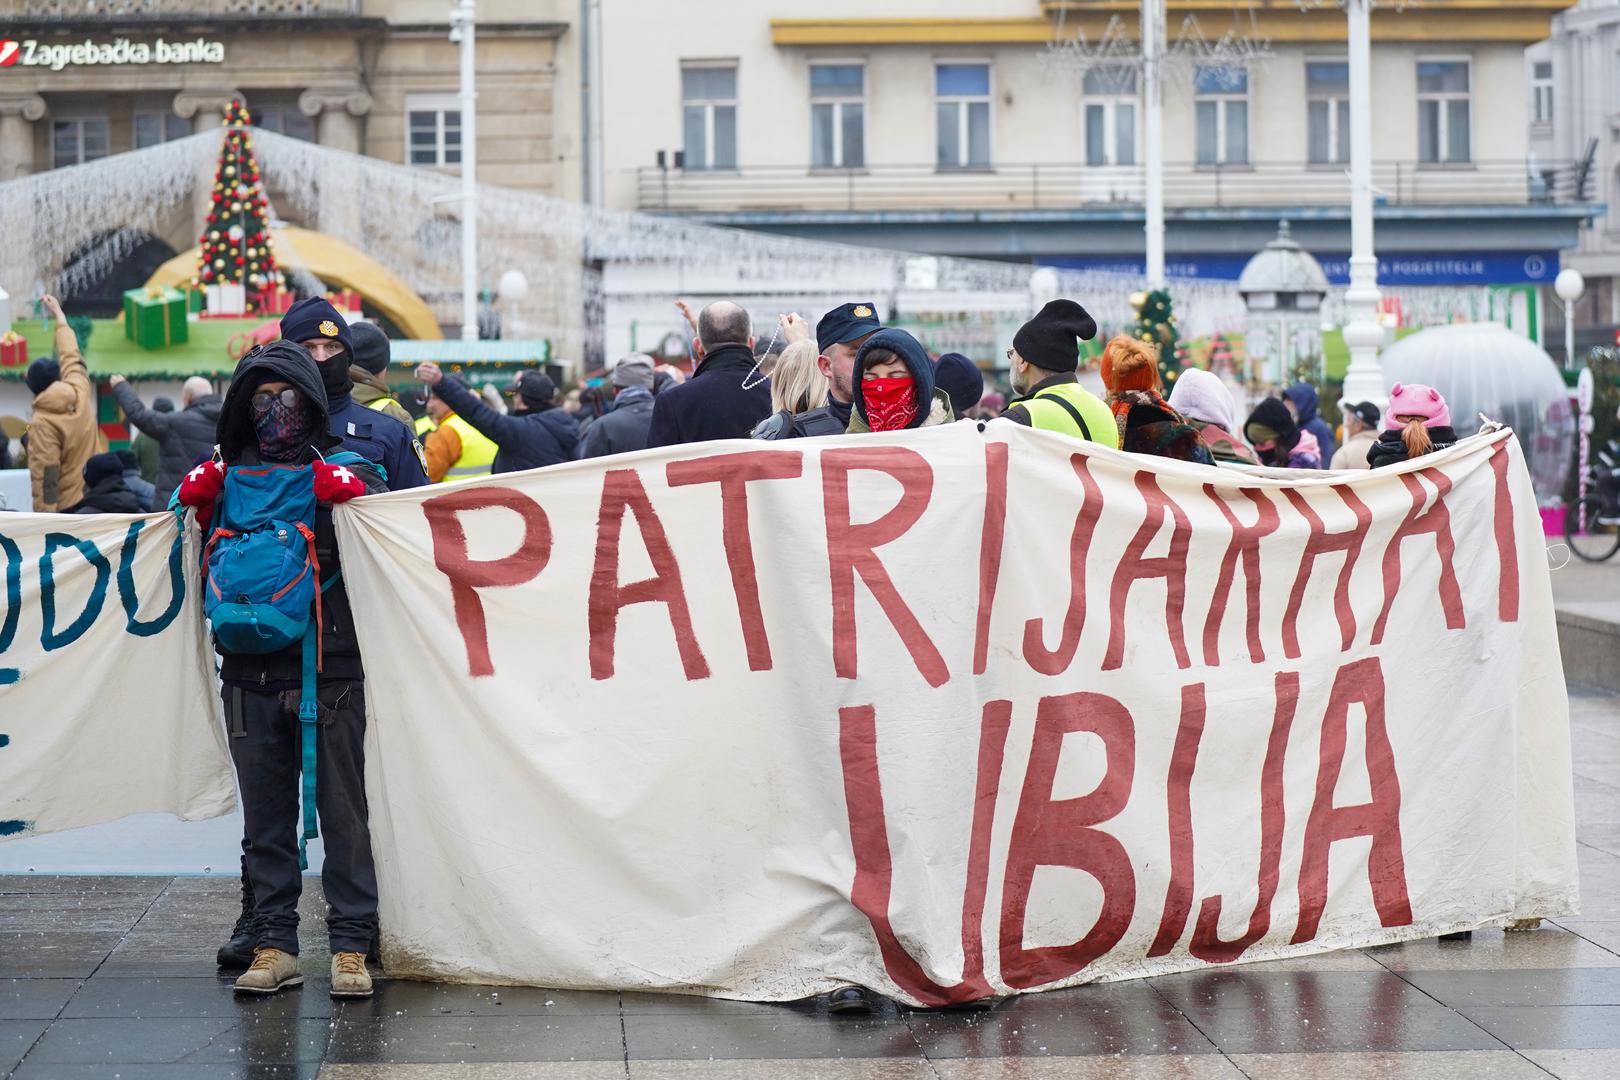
left=1000, top=299, right=1118, bottom=447
left=753, top=302, right=881, bottom=440
left=280, top=297, right=430, bottom=489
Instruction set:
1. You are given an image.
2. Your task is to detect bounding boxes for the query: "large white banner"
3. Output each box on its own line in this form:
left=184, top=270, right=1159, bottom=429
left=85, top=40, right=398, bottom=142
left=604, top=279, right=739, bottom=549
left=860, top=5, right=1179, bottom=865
left=0, top=510, right=234, bottom=839
left=331, top=422, right=1576, bottom=1003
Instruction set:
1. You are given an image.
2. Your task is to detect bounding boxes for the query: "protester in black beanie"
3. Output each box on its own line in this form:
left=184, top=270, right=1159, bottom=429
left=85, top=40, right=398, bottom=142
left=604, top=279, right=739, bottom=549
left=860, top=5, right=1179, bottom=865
left=25, top=358, right=60, bottom=396
left=934, top=352, right=985, bottom=420
left=1012, top=299, right=1098, bottom=372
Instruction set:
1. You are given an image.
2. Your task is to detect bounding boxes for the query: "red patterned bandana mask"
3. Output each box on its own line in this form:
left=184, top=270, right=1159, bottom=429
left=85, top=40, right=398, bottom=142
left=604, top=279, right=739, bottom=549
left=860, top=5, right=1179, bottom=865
left=862, top=376, right=918, bottom=432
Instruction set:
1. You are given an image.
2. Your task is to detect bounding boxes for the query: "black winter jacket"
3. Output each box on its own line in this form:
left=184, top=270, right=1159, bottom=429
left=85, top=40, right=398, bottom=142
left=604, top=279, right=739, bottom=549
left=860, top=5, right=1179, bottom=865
left=212, top=343, right=385, bottom=688
left=113, top=382, right=223, bottom=509
left=72, top=476, right=147, bottom=515
left=434, top=375, right=579, bottom=473
left=1367, top=426, right=1459, bottom=469
left=578, top=387, right=656, bottom=459
left=645, top=343, right=772, bottom=448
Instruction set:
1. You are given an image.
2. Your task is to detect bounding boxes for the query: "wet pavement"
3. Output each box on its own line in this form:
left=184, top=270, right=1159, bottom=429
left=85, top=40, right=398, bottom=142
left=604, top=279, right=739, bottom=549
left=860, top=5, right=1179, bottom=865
left=3, top=686, right=1618, bottom=1079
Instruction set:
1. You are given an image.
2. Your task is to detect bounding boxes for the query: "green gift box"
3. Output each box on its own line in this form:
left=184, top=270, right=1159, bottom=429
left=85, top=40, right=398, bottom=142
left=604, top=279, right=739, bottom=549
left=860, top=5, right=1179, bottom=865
left=185, top=287, right=206, bottom=314
left=123, top=287, right=189, bottom=351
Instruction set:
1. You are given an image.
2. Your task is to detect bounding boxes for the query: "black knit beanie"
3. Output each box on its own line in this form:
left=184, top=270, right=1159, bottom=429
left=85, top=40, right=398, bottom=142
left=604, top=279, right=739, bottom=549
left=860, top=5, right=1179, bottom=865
left=1012, top=299, right=1098, bottom=372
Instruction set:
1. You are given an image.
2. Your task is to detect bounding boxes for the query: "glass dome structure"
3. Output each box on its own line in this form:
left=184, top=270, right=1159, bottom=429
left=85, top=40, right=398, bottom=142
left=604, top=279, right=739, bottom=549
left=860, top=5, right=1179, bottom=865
left=1378, top=322, right=1575, bottom=504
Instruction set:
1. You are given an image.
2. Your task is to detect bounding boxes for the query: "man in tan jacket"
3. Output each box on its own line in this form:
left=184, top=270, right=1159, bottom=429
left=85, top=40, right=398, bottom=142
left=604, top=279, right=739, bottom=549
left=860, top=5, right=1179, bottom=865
left=26, top=295, right=101, bottom=512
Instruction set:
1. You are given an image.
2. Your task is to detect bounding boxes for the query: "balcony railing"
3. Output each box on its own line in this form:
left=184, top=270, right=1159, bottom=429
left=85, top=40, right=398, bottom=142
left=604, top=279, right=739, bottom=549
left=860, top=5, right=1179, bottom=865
left=635, top=159, right=1596, bottom=215
left=2, top=0, right=358, bottom=16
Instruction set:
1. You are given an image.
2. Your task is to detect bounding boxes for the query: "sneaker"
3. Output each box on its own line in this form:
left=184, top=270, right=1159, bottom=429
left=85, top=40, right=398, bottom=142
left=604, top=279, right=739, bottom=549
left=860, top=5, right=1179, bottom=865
left=827, top=984, right=872, bottom=1015
left=233, top=948, right=302, bottom=995
left=331, top=951, right=374, bottom=999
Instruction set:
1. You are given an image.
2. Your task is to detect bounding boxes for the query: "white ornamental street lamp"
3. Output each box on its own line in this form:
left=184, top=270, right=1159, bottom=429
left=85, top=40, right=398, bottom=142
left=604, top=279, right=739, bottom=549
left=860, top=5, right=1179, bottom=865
left=1339, top=0, right=1386, bottom=411
left=1238, top=221, right=1330, bottom=399
left=1142, top=0, right=1166, bottom=289
left=1555, top=267, right=1585, bottom=371
left=450, top=0, right=479, bottom=343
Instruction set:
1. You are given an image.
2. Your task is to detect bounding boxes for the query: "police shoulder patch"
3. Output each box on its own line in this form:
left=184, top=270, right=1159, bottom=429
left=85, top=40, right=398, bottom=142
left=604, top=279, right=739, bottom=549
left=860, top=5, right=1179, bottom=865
left=411, top=438, right=429, bottom=477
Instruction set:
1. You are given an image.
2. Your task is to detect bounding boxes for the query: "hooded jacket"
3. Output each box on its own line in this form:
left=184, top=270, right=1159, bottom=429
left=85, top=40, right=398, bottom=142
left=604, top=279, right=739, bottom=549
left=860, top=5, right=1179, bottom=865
left=72, top=474, right=147, bottom=515
left=214, top=342, right=385, bottom=686
left=28, top=324, right=102, bottom=512
left=112, top=382, right=224, bottom=509
left=1168, top=371, right=1256, bottom=466
left=1244, top=397, right=1318, bottom=470
left=347, top=364, right=415, bottom=428
left=645, top=342, right=774, bottom=448
left=848, top=329, right=954, bottom=433
left=433, top=372, right=580, bottom=473
left=1283, top=383, right=1338, bottom=463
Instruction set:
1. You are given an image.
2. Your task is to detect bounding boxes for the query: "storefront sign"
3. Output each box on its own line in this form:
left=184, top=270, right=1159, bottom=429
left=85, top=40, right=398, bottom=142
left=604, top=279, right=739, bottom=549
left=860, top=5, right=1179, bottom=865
left=0, top=38, right=224, bottom=72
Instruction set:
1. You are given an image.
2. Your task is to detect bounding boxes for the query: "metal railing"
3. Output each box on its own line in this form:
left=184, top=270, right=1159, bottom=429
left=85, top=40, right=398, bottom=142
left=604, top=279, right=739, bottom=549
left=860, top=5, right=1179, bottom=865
left=635, top=158, right=1596, bottom=214
left=3, top=0, right=359, bottom=16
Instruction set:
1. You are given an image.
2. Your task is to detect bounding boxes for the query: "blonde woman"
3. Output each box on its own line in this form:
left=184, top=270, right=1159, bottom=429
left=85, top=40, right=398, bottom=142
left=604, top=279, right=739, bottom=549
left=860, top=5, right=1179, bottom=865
left=752, top=340, right=831, bottom=439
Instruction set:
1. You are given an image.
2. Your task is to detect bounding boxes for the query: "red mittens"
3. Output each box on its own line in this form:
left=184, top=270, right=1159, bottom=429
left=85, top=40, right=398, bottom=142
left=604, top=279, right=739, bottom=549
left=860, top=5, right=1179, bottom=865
left=178, top=460, right=225, bottom=508
left=313, top=461, right=367, bottom=504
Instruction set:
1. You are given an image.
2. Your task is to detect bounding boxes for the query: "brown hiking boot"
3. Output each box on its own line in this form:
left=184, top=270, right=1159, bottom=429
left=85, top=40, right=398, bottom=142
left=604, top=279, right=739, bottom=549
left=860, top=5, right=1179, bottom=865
left=234, top=948, right=302, bottom=995
left=331, top=951, right=373, bottom=998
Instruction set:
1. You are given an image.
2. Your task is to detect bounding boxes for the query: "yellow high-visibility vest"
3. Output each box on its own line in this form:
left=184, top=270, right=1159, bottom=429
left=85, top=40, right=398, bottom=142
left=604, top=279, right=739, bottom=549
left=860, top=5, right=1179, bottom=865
left=1019, top=381, right=1119, bottom=448
left=440, top=413, right=498, bottom=481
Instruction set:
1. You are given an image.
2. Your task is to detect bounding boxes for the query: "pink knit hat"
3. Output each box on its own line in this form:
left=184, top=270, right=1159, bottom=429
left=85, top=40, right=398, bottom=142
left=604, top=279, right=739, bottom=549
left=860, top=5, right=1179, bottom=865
left=1385, top=383, right=1451, bottom=430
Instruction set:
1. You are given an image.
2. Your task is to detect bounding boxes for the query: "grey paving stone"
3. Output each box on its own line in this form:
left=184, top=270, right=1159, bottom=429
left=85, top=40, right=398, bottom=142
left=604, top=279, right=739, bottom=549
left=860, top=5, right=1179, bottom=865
left=1520, top=1047, right=1620, bottom=1079
left=1396, top=968, right=1620, bottom=1007
left=0, top=932, right=121, bottom=978
left=336, top=982, right=620, bottom=1019
left=1149, top=969, right=1431, bottom=1012
left=9, top=1065, right=320, bottom=1080
left=624, top=1011, right=924, bottom=1061
left=930, top=1059, right=1248, bottom=1079
left=0, top=977, right=79, bottom=1020
left=95, top=930, right=332, bottom=978
left=0, top=1018, right=49, bottom=1075
left=1230, top=1050, right=1549, bottom=1080
left=62, top=974, right=333, bottom=1019
left=326, top=1014, right=627, bottom=1064
left=321, top=1065, right=628, bottom=1079
left=907, top=998, right=1216, bottom=1058
left=621, top=990, right=826, bottom=1017
left=23, top=1015, right=333, bottom=1064
left=1458, top=1006, right=1620, bottom=1050
left=1159, top=985, right=1501, bottom=1055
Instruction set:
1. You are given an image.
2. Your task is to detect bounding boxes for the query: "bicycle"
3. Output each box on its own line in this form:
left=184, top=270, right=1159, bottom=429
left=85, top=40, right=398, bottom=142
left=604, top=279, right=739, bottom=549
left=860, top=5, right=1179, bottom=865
left=1565, top=439, right=1620, bottom=562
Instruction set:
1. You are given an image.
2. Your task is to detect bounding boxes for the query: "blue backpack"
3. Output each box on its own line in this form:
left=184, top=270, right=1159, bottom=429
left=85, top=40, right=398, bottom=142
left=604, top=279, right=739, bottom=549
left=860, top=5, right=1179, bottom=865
left=202, top=452, right=372, bottom=867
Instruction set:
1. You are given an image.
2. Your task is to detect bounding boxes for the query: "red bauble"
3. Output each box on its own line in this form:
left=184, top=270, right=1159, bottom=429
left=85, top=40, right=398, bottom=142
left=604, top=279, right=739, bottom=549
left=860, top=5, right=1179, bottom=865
left=235, top=257, right=245, bottom=266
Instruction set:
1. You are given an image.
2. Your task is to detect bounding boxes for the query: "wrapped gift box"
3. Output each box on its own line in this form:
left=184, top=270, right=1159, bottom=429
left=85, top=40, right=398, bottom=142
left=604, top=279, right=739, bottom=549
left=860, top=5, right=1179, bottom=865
left=326, top=289, right=361, bottom=312
left=0, top=331, right=25, bottom=368
left=185, top=287, right=207, bottom=314
left=123, top=287, right=189, bottom=350
left=254, top=287, right=295, bottom=315
left=206, top=282, right=247, bottom=316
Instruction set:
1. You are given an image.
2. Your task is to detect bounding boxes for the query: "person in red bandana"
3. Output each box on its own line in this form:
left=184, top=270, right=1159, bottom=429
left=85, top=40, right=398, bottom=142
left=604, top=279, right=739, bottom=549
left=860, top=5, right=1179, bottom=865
left=846, top=328, right=954, bottom=433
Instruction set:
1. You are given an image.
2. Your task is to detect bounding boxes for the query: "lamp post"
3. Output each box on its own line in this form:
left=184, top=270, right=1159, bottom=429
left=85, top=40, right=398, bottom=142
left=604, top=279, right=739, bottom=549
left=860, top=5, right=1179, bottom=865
left=1339, top=0, right=1385, bottom=410
left=451, top=0, right=478, bottom=343
left=1142, top=0, right=1165, bottom=289
left=1555, top=267, right=1585, bottom=370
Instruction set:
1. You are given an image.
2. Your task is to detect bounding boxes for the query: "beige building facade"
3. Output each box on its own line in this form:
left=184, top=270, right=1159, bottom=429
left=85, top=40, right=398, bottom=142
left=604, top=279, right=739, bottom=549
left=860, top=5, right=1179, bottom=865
left=0, top=0, right=579, bottom=266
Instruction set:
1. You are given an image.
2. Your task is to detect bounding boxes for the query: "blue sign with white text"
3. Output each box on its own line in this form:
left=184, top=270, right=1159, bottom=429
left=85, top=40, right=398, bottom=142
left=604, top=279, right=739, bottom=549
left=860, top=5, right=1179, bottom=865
left=1044, top=251, right=1560, bottom=287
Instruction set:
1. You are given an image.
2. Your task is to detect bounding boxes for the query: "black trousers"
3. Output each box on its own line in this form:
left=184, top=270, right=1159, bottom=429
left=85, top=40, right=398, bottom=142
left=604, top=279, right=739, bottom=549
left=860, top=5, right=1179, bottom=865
left=223, top=681, right=378, bottom=955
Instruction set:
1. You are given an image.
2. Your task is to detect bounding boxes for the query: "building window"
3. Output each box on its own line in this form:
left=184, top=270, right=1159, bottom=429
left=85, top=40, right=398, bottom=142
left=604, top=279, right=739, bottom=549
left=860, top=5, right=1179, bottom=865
left=936, top=62, right=991, bottom=169
left=682, top=63, right=737, bottom=170
left=1194, top=65, right=1248, bottom=165
left=811, top=63, right=865, bottom=169
left=133, top=112, right=189, bottom=150
left=406, top=95, right=462, bottom=167
left=1531, top=60, right=1554, bottom=124
left=1082, top=65, right=1137, bottom=167
left=251, top=105, right=316, bottom=142
left=1306, top=61, right=1350, bottom=165
left=51, top=118, right=108, bottom=168
left=1418, top=59, right=1471, bottom=163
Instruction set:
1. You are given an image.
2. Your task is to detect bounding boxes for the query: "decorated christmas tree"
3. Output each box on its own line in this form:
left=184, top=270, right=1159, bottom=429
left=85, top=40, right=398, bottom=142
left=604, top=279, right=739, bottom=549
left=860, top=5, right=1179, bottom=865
left=195, top=99, right=282, bottom=312
left=1131, top=287, right=1182, bottom=387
